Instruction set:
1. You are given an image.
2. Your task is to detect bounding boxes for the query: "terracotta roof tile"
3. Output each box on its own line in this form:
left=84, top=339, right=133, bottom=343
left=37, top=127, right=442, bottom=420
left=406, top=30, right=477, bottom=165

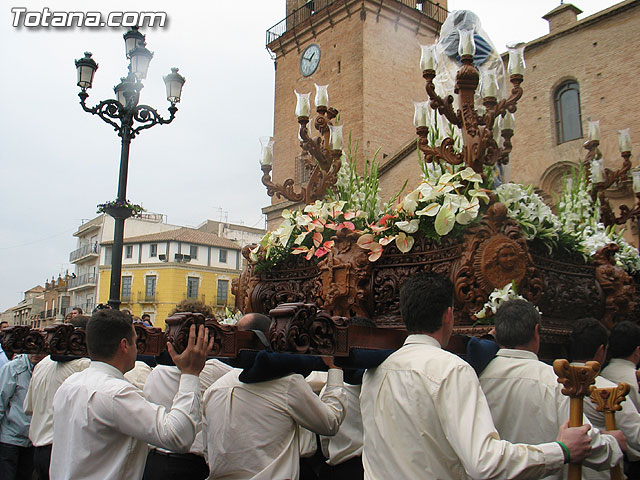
left=101, top=227, right=240, bottom=249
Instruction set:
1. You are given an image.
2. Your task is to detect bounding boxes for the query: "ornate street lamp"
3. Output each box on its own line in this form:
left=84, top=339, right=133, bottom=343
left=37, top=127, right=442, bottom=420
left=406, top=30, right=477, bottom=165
left=74, top=28, right=185, bottom=310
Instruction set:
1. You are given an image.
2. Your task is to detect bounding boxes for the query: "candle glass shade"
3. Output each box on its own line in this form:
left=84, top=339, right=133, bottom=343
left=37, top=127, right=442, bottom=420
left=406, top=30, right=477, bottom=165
left=420, top=44, right=437, bottom=71
left=502, top=112, right=515, bottom=131
left=295, top=91, right=311, bottom=117
left=591, top=159, right=605, bottom=184
left=493, top=115, right=502, bottom=142
left=506, top=43, right=526, bottom=75
left=588, top=120, right=601, bottom=142
left=482, top=71, right=499, bottom=98
left=413, top=101, right=429, bottom=127
left=632, top=170, right=640, bottom=193
left=315, top=84, right=329, bottom=108
left=458, top=29, right=476, bottom=57
left=259, top=136, right=275, bottom=166
left=618, top=128, right=632, bottom=152
left=329, top=125, right=344, bottom=150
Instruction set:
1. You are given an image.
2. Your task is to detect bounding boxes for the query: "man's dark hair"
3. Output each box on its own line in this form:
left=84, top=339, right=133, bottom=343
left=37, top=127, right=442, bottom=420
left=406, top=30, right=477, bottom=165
left=493, top=299, right=541, bottom=348
left=72, top=307, right=83, bottom=314
left=70, top=315, right=90, bottom=329
left=239, top=313, right=272, bottom=334
left=170, top=299, right=213, bottom=318
left=399, top=271, right=453, bottom=333
left=86, top=309, right=134, bottom=360
left=608, top=321, right=640, bottom=359
left=0, top=321, right=8, bottom=329
left=141, top=313, right=150, bottom=320
left=570, top=318, right=608, bottom=362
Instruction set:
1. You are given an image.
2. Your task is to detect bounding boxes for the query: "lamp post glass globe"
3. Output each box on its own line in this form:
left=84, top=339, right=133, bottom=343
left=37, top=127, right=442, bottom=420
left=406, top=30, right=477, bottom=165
left=128, top=45, right=153, bottom=80
left=123, top=27, right=146, bottom=58
left=75, top=52, right=98, bottom=89
left=163, top=68, right=186, bottom=104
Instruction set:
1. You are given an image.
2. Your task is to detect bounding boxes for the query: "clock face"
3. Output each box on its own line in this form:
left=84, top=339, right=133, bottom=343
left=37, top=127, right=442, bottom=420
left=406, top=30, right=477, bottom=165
left=300, top=44, right=321, bottom=77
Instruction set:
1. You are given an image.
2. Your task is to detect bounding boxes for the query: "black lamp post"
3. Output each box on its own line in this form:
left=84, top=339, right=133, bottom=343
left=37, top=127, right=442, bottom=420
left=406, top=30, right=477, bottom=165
left=75, top=28, right=185, bottom=310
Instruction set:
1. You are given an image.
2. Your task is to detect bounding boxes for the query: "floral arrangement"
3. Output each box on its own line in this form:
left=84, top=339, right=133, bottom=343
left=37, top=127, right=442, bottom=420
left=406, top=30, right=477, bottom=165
left=474, top=281, right=540, bottom=324
left=218, top=307, right=242, bottom=325
left=96, top=199, right=145, bottom=215
left=556, top=167, right=640, bottom=274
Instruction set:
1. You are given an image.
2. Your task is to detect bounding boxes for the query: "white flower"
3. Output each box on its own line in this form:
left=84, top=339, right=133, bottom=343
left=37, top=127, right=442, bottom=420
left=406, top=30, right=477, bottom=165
left=396, top=219, right=420, bottom=234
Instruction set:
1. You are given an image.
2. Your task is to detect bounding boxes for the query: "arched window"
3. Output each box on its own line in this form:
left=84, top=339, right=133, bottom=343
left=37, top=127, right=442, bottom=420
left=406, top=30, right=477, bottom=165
left=554, top=81, right=583, bottom=144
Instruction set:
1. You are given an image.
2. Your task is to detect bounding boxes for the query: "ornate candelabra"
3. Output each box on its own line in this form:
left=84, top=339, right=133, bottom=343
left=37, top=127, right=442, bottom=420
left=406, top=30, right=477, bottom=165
left=582, top=120, right=637, bottom=232
left=74, top=27, right=185, bottom=309
left=415, top=35, right=525, bottom=174
left=260, top=85, right=344, bottom=205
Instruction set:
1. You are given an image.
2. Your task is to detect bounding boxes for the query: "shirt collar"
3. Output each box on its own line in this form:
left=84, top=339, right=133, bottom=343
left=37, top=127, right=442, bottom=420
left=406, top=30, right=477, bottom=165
left=496, top=348, right=539, bottom=361
left=90, top=361, right=125, bottom=379
left=609, top=358, right=637, bottom=369
left=404, top=334, right=442, bottom=349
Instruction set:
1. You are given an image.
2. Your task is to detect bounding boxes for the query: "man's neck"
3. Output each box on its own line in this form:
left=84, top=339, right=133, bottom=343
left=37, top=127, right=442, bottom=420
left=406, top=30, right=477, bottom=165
left=94, top=357, right=127, bottom=374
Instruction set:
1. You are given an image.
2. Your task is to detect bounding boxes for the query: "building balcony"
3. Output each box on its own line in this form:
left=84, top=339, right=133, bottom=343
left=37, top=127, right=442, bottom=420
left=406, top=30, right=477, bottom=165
left=68, top=274, right=98, bottom=291
left=266, top=0, right=448, bottom=46
left=137, top=291, right=158, bottom=303
left=70, top=243, right=99, bottom=263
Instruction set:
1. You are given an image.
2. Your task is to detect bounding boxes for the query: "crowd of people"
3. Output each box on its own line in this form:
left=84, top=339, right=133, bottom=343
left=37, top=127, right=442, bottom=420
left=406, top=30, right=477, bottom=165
left=1, top=271, right=640, bottom=479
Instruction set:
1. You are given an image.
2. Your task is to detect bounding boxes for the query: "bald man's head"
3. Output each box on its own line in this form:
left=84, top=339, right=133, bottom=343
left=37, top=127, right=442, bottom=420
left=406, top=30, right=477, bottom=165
left=236, top=313, right=271, bottom=334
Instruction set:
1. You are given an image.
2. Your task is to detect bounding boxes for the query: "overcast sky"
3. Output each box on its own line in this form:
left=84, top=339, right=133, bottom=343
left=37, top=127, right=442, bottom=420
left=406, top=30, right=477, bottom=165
left=0, top=0, right=621, bottom=311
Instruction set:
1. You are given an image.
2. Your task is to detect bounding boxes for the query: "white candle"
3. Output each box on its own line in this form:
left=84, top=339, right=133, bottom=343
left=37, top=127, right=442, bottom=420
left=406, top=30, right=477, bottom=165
left=482, top=71, right=498, bottom=98
left=458, top=29, right=475, bottom=57
left=314, top=84, right=329, bottom=108
left=591, top=159, right=605, bottom=183
left=507, top=43, right=526, bottom=75
left=420, top=44, right=436, bottom=71
left=295, top=90, right=311, bottom=117
left=588, top=120, right=600, bottom=142
left=329, top=125, right=343, bottom=150
left=502, top=112, right=515, bottom=131
left=633, top=170, right=640, bottom=193
left=618, top=128, right=632, bottom=152
left=259, top=136, right=274, bottom=166
left=413, top=101, right=428, bottom=127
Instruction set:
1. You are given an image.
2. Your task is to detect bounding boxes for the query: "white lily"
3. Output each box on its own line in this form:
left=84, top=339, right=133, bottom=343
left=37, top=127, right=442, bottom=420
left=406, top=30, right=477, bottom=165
left=396, top=219, right=420, bottom=234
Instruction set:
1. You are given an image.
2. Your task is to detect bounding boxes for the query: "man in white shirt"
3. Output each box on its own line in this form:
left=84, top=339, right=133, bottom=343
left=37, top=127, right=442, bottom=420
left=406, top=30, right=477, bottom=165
left=479, top=300, right=624, bottom=480
left=50, top=308, right=212, bottom=480
left=203, top=313, right=346, bottom=480
left=360, top=271, right=593, bottom=480
left=570, top=317, right=640, bottom=479
left=601, top=321, right=640, bottom=412
left=143, top=356, right=233, bottom=479
left=23, top=355, right=90, bottom=480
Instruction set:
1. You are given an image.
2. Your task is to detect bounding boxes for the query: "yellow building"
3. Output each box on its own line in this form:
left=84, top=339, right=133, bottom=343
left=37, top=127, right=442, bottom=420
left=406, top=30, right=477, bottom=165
left=98, top=227, right=242, bottom=326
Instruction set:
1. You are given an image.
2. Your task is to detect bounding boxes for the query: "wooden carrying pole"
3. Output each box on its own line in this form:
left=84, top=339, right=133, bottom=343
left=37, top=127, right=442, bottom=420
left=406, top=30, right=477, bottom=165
left=590, top=383, right=630, bottom=480
left=553, top=359, right=600, bottom=480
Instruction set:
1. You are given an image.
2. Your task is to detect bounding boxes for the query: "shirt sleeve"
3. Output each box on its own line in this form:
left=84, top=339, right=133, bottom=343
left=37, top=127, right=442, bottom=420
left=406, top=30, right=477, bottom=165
left=112, top=373, right=201, bottom=453
left=582, top=427, right=623, bottom=471
left=0, top=362, right=17, bottom=425
left=616, top=397, right=640, bottom=461
left=436, top=363, right=564, bottom=479
left=285, top=369, right=346, bottom=436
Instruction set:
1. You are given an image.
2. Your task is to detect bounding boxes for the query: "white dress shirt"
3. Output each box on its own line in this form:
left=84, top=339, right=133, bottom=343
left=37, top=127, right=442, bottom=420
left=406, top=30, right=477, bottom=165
left=50, top=361, right=201, bottom=480
left=580, top=370, right=640, bottom=479
left=143, top=359, right=232, bottom=456
left=123, top=360, right=152, bottom=389
left=479, top=349, right=623, bottom=480
left=203, top=368, right=346, bottom=479
left=320, top=383, right=363, bottom=465
left=360, top=335, right=565, bottom=480
left=601, top=358, right=640, bottom=412
left=23, top=355, right=90, bottom=447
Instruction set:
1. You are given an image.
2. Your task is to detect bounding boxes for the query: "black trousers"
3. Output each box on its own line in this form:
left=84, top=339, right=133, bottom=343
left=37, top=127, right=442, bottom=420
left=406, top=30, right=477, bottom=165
left=318, top=456, right=364, bottom=480
left=0, top=442, right=34, bottom=480
left=33, top=444, right=52, bottom=480
left=143, top=449, right=209, bottom=480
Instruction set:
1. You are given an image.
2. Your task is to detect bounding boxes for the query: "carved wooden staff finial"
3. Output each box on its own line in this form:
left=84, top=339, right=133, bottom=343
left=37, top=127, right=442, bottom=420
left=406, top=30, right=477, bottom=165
left=590, top=382, right=630, bottom=480
left=553, top=359, right=600, bottom=480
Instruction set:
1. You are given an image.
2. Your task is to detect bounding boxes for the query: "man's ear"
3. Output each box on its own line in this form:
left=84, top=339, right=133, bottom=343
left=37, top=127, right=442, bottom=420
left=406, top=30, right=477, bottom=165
left=443, top=306, right=454, bottom=326
left=119, top=337, right=130, bottom=353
